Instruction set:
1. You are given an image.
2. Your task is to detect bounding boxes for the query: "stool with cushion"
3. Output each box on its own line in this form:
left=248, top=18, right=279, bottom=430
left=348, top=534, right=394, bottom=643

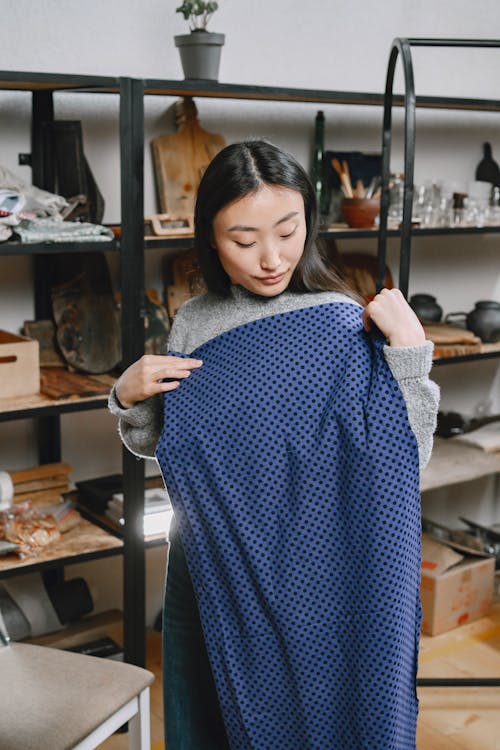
left=0, top=627, right=154, bottom=750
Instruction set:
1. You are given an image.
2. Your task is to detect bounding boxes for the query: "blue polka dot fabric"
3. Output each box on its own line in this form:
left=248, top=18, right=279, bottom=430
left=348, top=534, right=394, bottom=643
left=156, top=302, right=421, bottom=749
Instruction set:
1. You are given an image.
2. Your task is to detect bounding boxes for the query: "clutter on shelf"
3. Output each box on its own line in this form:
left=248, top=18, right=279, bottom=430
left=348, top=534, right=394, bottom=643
left=0, top=165, right=112, bottom=244
left=420, top=529, right=495, bottom=635
left=436, top=410, right=500, bottom=440
left=146, top=213, right=194, bottom=237
left=0, top=570, right=94, bottom=641
left=0, top=329, right=40, bottom=399
left=407, top=291, right=500, bottom=357
left=0, top=462, right=81, bottom=559
left=76, top=473, right=172, bottom=541
left=324, top=144, right=382, bottom=225
left=106, top=486, right=173, bottom=540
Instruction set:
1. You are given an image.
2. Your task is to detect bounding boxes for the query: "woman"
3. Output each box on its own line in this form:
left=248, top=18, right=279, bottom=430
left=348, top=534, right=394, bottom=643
left=110, top=140, right=439, bottom=750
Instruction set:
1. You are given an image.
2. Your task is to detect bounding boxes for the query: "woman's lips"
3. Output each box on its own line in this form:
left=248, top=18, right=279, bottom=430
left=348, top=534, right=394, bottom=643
left=258, top=272, right=287, bottom=285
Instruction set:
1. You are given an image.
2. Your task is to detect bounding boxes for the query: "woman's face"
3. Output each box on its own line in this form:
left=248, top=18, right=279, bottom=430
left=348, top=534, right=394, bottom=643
left=212, top=184, right=307, bottom=297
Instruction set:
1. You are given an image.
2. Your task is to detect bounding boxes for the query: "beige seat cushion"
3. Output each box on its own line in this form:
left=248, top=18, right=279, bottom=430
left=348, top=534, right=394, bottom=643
left=0, top=642, right=154, bottom=750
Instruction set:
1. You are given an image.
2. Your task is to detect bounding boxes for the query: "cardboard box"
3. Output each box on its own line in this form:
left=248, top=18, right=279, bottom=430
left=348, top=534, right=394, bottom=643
left=0, top=330, right=40, bottom=398
left=420, top=532, right=495, bottom=636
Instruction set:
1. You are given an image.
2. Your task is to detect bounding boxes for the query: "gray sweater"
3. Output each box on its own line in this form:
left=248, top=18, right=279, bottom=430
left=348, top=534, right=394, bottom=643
left=109, top=286, right=440, bottom=468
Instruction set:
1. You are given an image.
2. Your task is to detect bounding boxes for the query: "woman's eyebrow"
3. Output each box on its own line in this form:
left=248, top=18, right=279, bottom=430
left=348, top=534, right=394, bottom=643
left=228, top=211, right=299, bottom=232
left=274, top=211, right=299, bottom=227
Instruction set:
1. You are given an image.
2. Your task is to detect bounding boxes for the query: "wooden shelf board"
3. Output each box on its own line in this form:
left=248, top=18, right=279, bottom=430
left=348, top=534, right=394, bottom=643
left=0, top=518, right=123, bottom=577
left=0, top=238, right=117, bottom=255
left=0, top=71, right=119, bottom=92
left=0, top=373, right=115, bottom=420
left=421, top=437, right=500, bottom=492
left=26, top=609, right=123, bottom=650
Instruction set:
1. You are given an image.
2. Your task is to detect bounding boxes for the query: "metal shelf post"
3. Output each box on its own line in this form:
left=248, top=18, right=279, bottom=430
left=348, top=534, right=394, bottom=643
left=119, top=77, right=147, bottom=667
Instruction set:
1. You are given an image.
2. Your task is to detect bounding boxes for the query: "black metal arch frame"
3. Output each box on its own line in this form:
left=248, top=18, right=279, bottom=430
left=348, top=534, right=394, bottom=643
left=376, top=37, right=500, bottom=301
left=378, top=38, right=500, bottom=689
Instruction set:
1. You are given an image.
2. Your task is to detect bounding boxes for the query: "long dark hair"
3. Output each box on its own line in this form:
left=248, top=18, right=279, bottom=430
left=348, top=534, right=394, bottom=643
left=194, top=140, right=356, bottom=299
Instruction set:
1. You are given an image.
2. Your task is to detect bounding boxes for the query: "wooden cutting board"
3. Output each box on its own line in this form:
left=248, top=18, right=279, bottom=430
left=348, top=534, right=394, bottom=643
left=164, top=249, right=207, bottom=320
left=40, top=368, right=111, bottom=399
left=151, top=97, right=226, bottom=216
left=50, top=252, right=121, bottom=375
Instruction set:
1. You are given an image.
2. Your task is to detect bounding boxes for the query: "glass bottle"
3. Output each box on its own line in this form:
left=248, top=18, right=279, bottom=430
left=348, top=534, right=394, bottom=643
left=310, top=110, right=331, bottom=223
left=475, top=142, right=500, bottom=185
left=388, top=173, right=404, bottom=228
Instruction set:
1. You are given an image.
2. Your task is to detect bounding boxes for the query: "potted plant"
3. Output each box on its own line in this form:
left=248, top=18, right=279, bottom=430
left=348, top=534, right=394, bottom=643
left=174, top=1, right=225, bottom=82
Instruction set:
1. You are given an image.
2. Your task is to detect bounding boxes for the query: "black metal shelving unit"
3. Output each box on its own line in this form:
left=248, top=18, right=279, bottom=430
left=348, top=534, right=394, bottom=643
left=2, top=66, right=500, bottom=668
left=0, top=72, right=147, bottom=661
left=377, top=38, right=500, bottom=690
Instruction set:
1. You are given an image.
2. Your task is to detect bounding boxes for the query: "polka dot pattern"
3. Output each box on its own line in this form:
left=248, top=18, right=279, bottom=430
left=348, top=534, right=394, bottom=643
left=156, top=302, right=421, bottom=749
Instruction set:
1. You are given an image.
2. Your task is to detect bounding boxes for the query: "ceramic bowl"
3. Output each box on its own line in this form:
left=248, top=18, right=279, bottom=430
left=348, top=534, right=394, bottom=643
left=341, top=197, right=380, bottom=229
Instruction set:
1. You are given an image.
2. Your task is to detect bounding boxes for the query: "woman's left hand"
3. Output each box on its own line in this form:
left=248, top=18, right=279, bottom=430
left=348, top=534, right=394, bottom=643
left=362, top=288, right=426, bottom=347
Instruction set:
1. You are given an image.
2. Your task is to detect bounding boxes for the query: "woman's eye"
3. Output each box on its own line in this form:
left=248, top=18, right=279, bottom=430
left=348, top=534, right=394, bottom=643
left=280, top=227, right=297, bottom=239
left=235, top=240, right=255, bottom=248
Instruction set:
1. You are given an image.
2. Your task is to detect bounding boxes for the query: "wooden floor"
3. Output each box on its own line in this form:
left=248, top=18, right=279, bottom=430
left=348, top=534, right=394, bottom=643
left=101, top=604, right=500, bottom=750
left=417, top=602, right=500, bottom=750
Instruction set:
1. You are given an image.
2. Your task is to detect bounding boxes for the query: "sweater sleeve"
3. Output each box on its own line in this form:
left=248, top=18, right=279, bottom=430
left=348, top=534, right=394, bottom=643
left=108, top=305, right=191, bottom=460
left=382, top=340, right=440, bottom=470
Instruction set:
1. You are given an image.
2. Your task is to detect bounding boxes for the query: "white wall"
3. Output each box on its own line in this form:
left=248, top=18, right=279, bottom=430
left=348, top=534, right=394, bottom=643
left=1, top=1, right=499, bottom=622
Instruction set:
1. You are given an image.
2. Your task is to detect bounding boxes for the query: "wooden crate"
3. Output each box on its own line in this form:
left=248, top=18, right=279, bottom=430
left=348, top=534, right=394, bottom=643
left=0, top=330, right=39, bottom=398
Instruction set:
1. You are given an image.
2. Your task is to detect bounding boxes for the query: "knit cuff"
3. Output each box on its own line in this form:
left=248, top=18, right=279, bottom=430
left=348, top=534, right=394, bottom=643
left=382, top=340, right=434, bottom=381
left=108, top=385, right=151, bottom=427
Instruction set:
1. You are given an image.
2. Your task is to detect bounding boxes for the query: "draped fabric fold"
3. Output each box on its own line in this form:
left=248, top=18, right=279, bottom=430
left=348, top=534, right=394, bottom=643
left=156, top=302, right=421, bottom=750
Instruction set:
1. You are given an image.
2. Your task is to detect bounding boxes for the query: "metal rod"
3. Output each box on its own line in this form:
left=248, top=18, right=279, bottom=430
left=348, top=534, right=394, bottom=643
left=399, top=39, right=416, bottom=299
left=406, top=38, right=500, bottom=47
left=377, top=38, right=417, bottom=299
left=377, top=47, right=396, bottom=294
left=418, top=678, right=500, bottom=687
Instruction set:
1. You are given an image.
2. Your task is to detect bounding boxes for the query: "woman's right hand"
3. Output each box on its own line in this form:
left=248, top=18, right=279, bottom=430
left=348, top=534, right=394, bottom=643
left=115, top=355, right=203, bottom=409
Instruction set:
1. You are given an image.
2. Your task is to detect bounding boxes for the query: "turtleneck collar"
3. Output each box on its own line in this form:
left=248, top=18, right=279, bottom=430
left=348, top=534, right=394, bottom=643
left=229, top=283, right=292, bottom=303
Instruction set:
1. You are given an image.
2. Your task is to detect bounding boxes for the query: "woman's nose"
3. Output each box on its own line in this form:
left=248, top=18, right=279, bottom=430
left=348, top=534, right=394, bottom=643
left=260, top=243, right=281, bottom=270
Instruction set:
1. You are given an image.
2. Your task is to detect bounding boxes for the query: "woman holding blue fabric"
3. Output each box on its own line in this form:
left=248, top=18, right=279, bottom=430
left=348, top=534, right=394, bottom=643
left=109, top=140, right=439, bottom=750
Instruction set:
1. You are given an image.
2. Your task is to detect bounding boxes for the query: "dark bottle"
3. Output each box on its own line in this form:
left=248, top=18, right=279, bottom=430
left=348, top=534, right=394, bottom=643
left=475, top=142, right=500, bottom=186
left=311, top=111, right=331, bottom=220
